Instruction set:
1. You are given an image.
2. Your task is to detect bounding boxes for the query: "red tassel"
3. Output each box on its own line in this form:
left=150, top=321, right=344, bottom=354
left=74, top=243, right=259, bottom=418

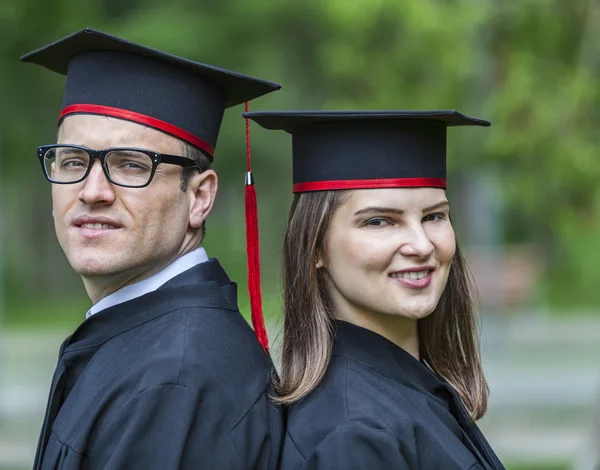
left=244, top=102, right=269, bottom=352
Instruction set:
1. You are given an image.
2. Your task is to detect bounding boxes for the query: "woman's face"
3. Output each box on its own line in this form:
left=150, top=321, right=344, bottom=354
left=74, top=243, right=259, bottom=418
left=320, top=188, right=456, bottom=323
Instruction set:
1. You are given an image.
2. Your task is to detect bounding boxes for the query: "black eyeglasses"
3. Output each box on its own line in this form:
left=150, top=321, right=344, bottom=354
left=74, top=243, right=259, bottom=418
left=37, top=144, right=201, bottom=188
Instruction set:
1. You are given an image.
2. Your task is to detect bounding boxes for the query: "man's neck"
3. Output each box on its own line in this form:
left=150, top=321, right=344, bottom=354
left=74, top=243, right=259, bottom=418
left=82, top=242, right=199, bottom=304
left=82, top=260, right=173, bottom=305
left=82, top=247, right=210, bottom=320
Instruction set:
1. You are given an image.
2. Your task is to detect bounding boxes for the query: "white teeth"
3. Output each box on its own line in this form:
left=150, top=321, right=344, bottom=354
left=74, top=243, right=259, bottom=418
left=390, top=270, right=430, bottom=280
left=81, top=223, right=116, bottom=229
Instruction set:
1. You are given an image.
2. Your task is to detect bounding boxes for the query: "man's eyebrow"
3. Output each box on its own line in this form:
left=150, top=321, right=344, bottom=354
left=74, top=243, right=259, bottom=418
left=56, top=147, right=85, bottom=155
left=109, top=149, right=144, bottom=155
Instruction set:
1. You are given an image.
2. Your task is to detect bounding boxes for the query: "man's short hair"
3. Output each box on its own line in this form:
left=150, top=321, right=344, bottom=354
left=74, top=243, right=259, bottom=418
left=180, top=142, right=212, bottom=243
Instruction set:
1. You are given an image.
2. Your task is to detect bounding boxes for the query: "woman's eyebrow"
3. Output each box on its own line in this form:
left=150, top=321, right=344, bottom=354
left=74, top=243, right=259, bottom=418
left=422, top=201, right=450, bottom=213
left=353, top=206, right=404, bottom=216
left=353, top=201, right=450, bottom=216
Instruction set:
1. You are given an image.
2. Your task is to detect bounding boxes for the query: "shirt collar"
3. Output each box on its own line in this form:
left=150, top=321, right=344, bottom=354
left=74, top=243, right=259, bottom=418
left=86, top=247, right=209, bottom=319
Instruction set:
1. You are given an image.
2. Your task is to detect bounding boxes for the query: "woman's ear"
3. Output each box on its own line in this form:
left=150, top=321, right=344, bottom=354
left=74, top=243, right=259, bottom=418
left=315, top=250, right=325, bottom=269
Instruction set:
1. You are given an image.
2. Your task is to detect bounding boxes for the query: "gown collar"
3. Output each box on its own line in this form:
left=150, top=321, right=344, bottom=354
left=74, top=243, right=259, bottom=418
left=86, top=247, right=209, bottom=319
left=333, top=320, right=445, bottom=396
left=64, top=258, right=236, bottom=353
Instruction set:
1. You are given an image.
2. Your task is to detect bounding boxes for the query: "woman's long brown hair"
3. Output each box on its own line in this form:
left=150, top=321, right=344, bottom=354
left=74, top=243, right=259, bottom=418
left=275, top=190, right=489, bottom=420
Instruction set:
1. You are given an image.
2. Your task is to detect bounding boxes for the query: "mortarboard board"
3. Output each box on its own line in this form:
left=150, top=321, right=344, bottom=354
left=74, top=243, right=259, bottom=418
left=21, top=28, right=281, bottom=160
left=241, top=110, right=490, bottom=340
left=243, top=110, right=490, bottom=191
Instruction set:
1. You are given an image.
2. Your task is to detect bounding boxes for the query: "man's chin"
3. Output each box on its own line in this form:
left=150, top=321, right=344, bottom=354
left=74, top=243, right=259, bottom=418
left=68, top=255, right=125, bottom=278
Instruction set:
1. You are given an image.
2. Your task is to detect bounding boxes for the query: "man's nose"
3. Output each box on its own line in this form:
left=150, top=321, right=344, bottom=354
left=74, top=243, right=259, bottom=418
left=78, top=160, right=116, bottom=205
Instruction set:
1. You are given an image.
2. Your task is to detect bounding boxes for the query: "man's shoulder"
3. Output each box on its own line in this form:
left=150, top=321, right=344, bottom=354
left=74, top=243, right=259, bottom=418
left=113, top=305, right=273, bottom=396
left=179, top=307, right=274, bottom=381
left=116, top=292, right=258, bottom=352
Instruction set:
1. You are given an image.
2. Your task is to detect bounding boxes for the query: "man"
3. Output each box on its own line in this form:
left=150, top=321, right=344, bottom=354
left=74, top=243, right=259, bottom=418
left=21, top=28, right=282, bottom=470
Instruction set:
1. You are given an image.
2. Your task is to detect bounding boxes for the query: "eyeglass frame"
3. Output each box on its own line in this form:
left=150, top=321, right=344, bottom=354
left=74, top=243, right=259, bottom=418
left=37, top=144, right=202, bottom=188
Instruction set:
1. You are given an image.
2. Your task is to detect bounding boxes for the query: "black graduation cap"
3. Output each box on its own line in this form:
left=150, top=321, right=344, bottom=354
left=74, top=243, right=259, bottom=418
left=21, top=28, right=281, bottom=160
left=244, top=110, right=490, bottom=191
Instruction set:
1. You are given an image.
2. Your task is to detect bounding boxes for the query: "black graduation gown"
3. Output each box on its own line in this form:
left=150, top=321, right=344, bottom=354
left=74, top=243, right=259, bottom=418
left=281, top=321, right=505, bottom=470
left=33, top=259, right=283, bottom=470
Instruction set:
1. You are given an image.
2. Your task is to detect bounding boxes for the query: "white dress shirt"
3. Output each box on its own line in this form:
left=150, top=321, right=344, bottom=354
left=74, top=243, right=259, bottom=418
left=86, top=247, right=209, bottom=319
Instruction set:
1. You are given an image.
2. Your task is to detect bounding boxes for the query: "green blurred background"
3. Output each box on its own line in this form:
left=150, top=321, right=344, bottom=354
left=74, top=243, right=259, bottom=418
left=1, top=0, right=600, bottom=468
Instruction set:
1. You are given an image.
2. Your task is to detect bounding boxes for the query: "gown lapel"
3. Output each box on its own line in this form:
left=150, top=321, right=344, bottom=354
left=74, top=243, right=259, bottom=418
left=34, top=340, right=70, bottom=470
left=443, top=383, right=505, bottom=470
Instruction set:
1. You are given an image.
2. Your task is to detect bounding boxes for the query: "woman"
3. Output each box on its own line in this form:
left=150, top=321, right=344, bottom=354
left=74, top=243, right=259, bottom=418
left=245, top=110, right=505, bottom=470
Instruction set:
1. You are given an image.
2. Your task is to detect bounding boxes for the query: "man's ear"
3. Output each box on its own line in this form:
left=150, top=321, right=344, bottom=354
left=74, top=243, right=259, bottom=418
left=187, top=170, right=218, bottom=229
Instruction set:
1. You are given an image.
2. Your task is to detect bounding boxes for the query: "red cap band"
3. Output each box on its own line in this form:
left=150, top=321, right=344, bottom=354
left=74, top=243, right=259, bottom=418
left=292, top=177, right=447, bottom=193
left=60, top=104, right=215, bottom=159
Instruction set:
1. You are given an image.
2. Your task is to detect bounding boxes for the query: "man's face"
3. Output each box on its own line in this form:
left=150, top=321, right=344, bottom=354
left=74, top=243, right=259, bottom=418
left=54, top=114, right=210, bottom=291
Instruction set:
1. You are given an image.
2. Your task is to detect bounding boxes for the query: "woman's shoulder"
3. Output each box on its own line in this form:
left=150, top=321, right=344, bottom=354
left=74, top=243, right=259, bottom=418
left=282, top=355, right=478, bottom=469
left=284, top=355, right=419, bottom=453
left=281, top=420, right=406, bottom=469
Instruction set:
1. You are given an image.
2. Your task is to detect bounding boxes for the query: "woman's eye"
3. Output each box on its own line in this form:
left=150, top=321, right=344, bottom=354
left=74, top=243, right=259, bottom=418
left=365, top=218, right=390, bottom=228
left=423, top=212, right=447, bottom=222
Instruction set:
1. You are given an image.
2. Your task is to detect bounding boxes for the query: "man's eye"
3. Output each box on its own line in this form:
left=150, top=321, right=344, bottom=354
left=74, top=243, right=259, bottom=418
left=122, top=161, right=148, bottom=170
left=61, top=159, right=87, bottom=168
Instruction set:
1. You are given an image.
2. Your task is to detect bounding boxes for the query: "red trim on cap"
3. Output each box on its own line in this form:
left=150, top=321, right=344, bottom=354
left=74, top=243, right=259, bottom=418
left=293, top=177, right=447, bottom=192
left=60, top=104, right=215, bottom=158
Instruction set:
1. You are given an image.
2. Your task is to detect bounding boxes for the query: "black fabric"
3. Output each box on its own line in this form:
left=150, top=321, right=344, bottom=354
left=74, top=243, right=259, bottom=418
left=281, top=321, right=505, bottom=470
left=21, top=28, right=281, bottom=152
left=62, top=51, right=227, bottom=149
left=33, top=259, right=283, bottom=470
left=244, top=110, right=490, bottom=186
left=291, top=120, right=447, bottom=183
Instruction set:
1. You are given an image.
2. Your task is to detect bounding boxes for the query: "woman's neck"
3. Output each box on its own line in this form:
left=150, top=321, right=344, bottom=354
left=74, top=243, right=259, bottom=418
left=334, top=307, right=420, bottom=359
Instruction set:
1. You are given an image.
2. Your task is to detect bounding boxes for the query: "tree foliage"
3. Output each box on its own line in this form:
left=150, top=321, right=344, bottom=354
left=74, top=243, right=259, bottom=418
left=1, top=0, right=599, bottom=319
